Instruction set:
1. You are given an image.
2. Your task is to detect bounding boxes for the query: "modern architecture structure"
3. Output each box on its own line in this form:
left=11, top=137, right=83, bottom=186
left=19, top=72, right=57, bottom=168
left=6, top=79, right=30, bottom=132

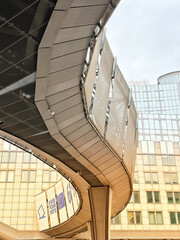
left=0, top=67, right=179, bottom=240
left=111, top=71, right=180, bottom=239
left=0, top=1, right=138, bottom=239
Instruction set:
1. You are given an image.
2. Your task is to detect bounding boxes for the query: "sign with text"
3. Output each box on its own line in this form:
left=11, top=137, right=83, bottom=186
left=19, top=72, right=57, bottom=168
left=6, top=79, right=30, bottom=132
left=70, top=184, right=79, bottom=212
left=63, top=178, right=74, bottom=218
left=35, top=192, right=49, bottom=231
left=55, top=180, right=68, bottom=223
left=47, top=186, right=59, bottom=228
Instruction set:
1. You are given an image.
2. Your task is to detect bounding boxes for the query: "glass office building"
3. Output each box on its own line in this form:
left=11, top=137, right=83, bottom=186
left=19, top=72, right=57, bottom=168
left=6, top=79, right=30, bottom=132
left=111, top=71, right=180, bottom=232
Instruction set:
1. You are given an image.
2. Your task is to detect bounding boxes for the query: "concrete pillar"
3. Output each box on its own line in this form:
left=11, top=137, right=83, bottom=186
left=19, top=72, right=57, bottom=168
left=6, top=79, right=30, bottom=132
left=88, top=186, right=112, bottom=240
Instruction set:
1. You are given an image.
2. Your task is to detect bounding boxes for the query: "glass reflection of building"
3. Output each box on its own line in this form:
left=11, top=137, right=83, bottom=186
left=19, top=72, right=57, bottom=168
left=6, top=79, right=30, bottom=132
left=111, top=72, right=180, bottom=230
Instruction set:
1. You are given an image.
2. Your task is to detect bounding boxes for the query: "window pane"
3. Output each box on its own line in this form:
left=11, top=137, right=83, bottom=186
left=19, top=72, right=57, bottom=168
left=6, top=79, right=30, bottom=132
left=154, top=192, right=160, bottom=203
left=156, top=212, right=163, bottom=224
left=136, top=212, right=141, bottom=224
left=143, top=155, right=149, bottom=165
left=134, top=192, right=140, bottom=203
left=134, top=172, right=138, bottom=183
left=0, top=170, right=6, bottom=182
left=114, top=214, right=121, bottom=224
left=162, top=156, right=168, bottom=165
left=43, top=171, right=49, bottom=182
left=152, top=173, right=158, bottom=183
left=172, top=173, right=178, bottom=184
left=149, top=212, right=155, bottom=224
left=167, top=192, right=173, bottom=203
left=170, top=212, right=176, bottom=224
left=177, top=212, right=180, bottom=224
left=147, top=192, right=153, bottom=203
left=23, top=152, right=30, bottom=163
left=128, top=212, right=134, bottom=224
left=174, top=192, right=180, bottom=203
left=149, top=155, right=156, bottom=165
left=145, top=173, right=151, bottom=183
left=165, top=173, right=171, bottom=184
left=7, top=171, right=14, bottom=182
left=29, top=171, right=36, bottom=182
left=9, top=152, right=16, bottom=162
left=2, top=152, right=9, bottom=162
left=22, top=171, right=28, bottom=182
left=3, top=141, right=10, bottom=150
left=169, top=156, right=175, bottom=166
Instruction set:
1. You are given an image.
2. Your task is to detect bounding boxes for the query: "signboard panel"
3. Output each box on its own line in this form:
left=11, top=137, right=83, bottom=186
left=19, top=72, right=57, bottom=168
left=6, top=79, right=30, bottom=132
left=70, top=184, right=79, bottom=212
left=55, top=180, right=68, bottom=223
left=35, top=192, right=49, bottom=231
left=63, top=178, right=74, bottom=218
left=47, top=186, right=59, bottom=228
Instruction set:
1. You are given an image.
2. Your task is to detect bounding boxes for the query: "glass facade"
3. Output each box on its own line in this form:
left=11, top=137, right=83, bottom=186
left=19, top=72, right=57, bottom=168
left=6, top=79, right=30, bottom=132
left=111, top=72, right=180, bottom=230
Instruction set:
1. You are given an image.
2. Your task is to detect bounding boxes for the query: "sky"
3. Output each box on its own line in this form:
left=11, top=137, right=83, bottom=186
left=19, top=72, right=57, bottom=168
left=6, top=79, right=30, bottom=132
left=106, top=0, right=180, bottom=84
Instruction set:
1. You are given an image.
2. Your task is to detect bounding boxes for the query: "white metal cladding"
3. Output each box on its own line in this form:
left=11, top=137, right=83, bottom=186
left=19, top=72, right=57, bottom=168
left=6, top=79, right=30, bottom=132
left=35, top=0, right=137, bottom=236
left=91, top=38, right=114, bottom=135
left=123, top=99, right=138, bottom=175
left=105, top=66, right=130, bottom=157
left=84, top=32, right=103, bottom=110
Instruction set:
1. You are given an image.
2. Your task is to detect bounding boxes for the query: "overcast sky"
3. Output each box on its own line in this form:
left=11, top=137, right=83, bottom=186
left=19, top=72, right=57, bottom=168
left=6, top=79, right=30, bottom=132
left=106, top=0, right=180, bottom=84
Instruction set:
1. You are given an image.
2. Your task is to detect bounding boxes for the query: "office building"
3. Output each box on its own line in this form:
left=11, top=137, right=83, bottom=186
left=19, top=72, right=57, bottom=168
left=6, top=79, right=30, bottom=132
left=111, top=71, right=180, bottom=239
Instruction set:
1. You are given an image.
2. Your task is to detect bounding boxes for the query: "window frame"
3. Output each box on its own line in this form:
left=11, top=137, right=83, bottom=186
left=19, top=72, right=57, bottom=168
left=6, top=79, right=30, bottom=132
left=167, top=192, right=180, bottom=204
left=130, top=191, right=140, bottom=203
left=169, top=212, right=180, bottom=224
left=21, top=170, right=36, bottom=182
left=149, top=211, right=163, bottom=225
left=147, top=191, right=160, bottom=203
left=145, top=172, right=158, bottom=184
left=128, top=211, right=142, bottom=224
left=164, top=172, right=178, bottom=184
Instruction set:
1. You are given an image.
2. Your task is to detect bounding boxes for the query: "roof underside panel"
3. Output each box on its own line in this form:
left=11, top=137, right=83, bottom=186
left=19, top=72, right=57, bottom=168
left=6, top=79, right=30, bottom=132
left=0, top=0, right=102, bottom=186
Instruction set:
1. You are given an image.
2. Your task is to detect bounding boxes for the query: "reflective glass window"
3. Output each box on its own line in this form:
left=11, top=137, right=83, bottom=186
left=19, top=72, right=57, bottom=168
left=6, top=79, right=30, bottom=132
left=167, top=192, right=173, bottom=203
left=133, top=191, right=140, bottom=203
left=147, top=192, right=153, bottom=203
left=149, top=212, right=163, bottom=224
left=175, top=192, right=180, bottom=203
left=128, top=211, right=142, bottom=224
left=134, top=172, right=138, bottom=184
left=170, top=212, right=176, bottom=224
left=149, top=212, right=155, bottom=224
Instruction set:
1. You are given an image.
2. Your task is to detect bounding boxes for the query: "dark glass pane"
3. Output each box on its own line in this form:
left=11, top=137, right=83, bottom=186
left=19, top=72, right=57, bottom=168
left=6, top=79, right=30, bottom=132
left=170, top=212, right=176, bottom=224
left=154, top=192, right=160, bottom=203
left=147, top=192, right=153, bottom=203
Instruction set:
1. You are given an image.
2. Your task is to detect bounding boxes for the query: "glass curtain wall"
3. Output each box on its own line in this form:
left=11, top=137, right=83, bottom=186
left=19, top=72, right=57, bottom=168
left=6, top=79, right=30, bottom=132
left=111, top=73, right=180, bottom=230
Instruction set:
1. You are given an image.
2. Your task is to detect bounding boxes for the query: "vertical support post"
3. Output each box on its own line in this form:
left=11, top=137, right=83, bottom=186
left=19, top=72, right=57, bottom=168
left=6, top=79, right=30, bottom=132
left=88, top=186, right=112, bottom=240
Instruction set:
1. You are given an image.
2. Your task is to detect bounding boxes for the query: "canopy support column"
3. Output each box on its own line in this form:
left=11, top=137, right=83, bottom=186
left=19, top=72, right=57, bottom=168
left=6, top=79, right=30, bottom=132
left=88, top=186, right=112, bottom=240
